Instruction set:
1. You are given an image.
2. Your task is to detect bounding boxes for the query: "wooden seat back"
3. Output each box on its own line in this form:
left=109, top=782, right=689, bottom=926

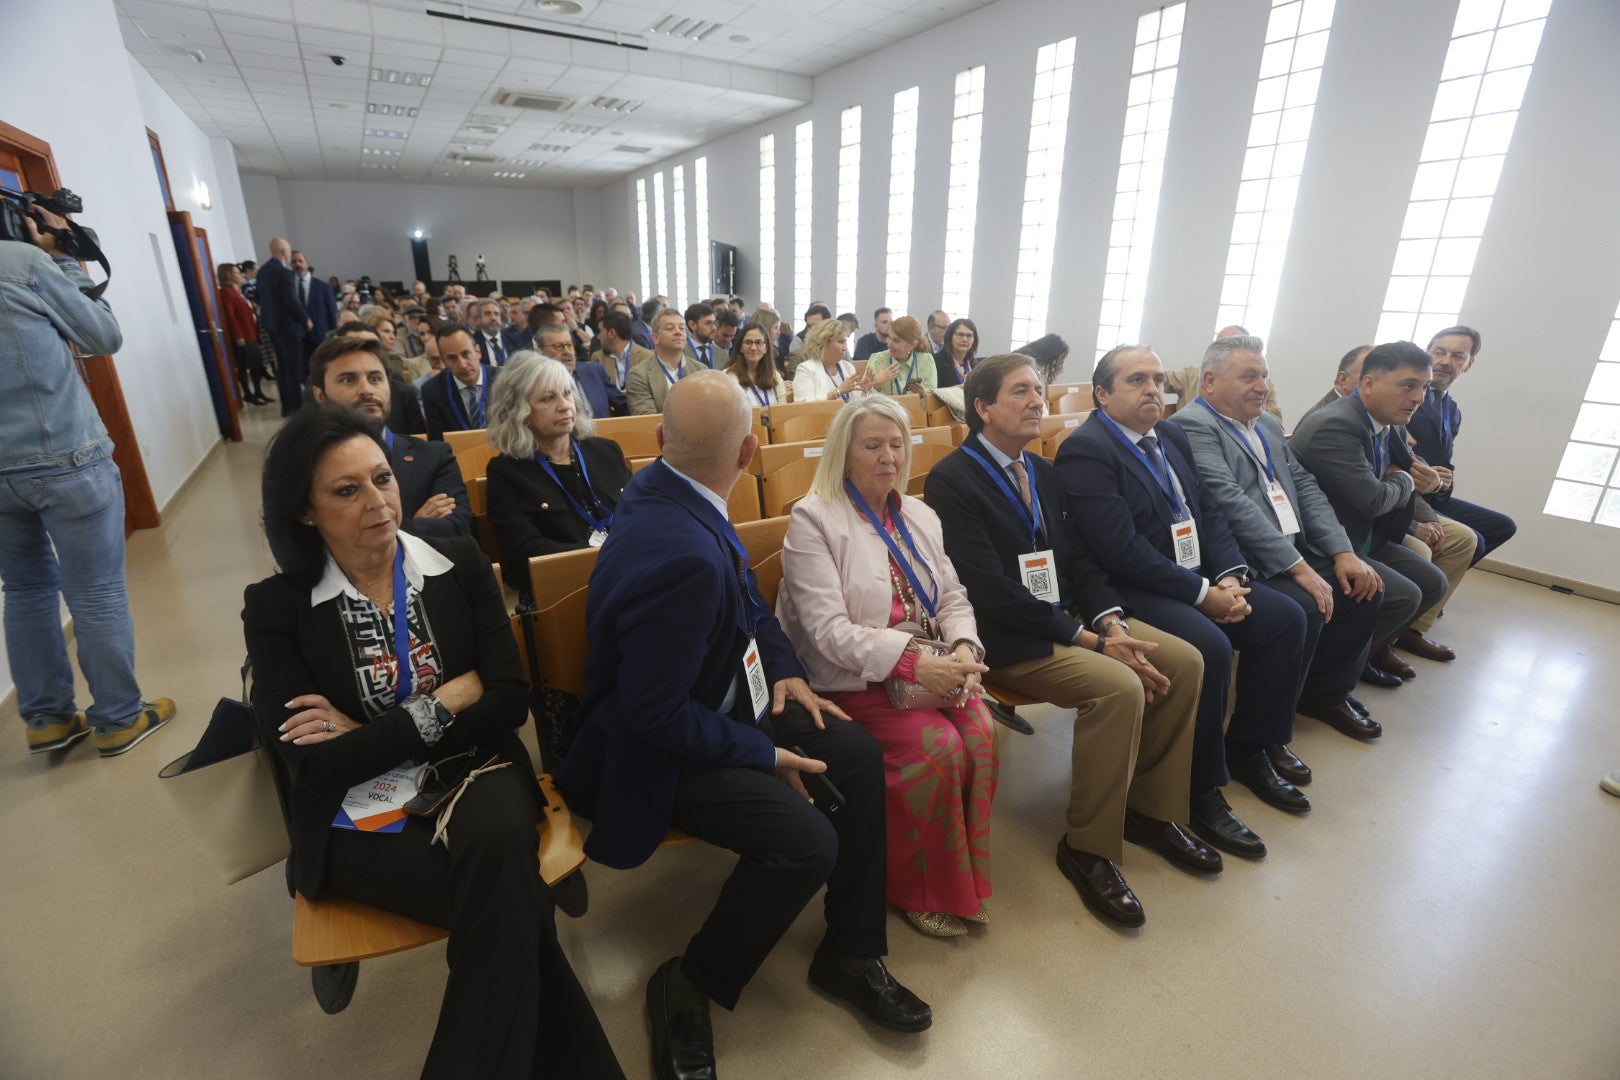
left=526, top=547, right=601, bottom=698
left=593, top=414, right=663, bottom=459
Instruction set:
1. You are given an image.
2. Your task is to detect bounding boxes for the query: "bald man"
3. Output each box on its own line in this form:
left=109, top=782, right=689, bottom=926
left=256, top=237, right=313, bottom=415
left=559, top=372, right=932, bottom=1078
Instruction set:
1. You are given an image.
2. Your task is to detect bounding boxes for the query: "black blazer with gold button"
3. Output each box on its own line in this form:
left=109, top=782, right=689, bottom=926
left=485, top=436, right=633, bottom=590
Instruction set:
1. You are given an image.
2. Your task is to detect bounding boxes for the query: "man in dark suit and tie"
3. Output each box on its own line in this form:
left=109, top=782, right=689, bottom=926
left=682, top=301, right=727, bottom=369
left=290, top=250, right=338, bottom=363
left=1170, top=336, right=1393, bottom=745
left=306, top=336, right=471, bottom=538
left=591, top=311, right=655, bottom=394
left=421, top=325, right=499, bottom=440
left=1056, top=346, right=1309, bottom=859
left=471, top=298, right=510, bottom=367
left=534, top=325, right=626, bottom=418
left=1410, top=325, right=1517, bottom=563
left=501, top=297, right=535, bottom=355
left=926, top=354, right=1214, bottom=927
left=1290, top=341, right=1455, bottom=683
left=256, top=238, right=310, bottom=416
left=559, top=371, right=931, bottom=1079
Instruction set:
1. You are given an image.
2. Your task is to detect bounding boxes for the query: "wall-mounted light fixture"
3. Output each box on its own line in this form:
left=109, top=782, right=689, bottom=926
left=192, top=181, right=212, bottom=210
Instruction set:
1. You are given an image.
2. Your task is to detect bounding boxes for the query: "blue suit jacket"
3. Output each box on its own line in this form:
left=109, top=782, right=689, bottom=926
left=558, top=460, right=802, bottom=869
left=1406, top=387, right=1460, bottom=508
left=303, top=276, right=339, bottom=342
left=1054, top=414, right=1248, bottom=606
left=573, top=360, right=628, bottom=418
left=255, top=257, right=305, bottom=335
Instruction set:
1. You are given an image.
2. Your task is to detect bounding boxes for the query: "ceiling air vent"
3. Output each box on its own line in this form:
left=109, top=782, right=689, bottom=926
left=649, top=15, right=722, bottom=40
left=614, top=144, right=652, bottom=154
left=592, top=96, right=645, bottom=112
left=447, top=151, right=503, bottom=165
left=494, top=89, right=577, bottom=112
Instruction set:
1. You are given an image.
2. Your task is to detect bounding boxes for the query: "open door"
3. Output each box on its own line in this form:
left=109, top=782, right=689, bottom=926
left=167, top=210, right=241, bottom=441
left=195, top=226, right=242, bottom=410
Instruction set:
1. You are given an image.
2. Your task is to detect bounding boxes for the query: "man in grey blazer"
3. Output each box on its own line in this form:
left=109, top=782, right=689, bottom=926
left=626, top=308, right=694, bottom=415
left=1290, top=342, right=1453, bottom=684
left=1171, top=337, right=1393, bottom=744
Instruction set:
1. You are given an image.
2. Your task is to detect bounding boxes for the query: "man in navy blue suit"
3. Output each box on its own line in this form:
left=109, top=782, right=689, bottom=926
left=256, top=238, right=309, bottom=416
left=421, top=325, right=499, bottom=440
left=1055, top=345, right=1308, bottom=861
left=535, top=325, right=625, bottom=417
left=558, top=371, right=931, bottom=1080
left=290, top=251, right=338, bottom=369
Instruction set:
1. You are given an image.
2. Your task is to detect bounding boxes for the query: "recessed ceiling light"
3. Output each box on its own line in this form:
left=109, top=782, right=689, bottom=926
left=536, top=0, right=582, bottom=12
left=329, top=102, right=352, bottom=109
left=729, top=34, right=750, bottom=42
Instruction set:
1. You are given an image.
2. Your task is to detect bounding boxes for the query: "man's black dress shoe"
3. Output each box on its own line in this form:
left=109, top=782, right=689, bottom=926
left=1189, top=786, right=1267, bottom=859
left=1360, top=663, right=1404, bottom=689
left=1055, top=836, right=1146, bottom=926
left=1266, top=743, right=1311, bottom=786
left=1229, top=749, right=1311, bottom=814
left=647, top=957, right=717, bottom=1080
left=1123, top=809, right=1223, bottom=873
left=1345, top=694, right=1371, bottom=718
left=984, top=698, right=1034, bottom=735
left=1370, top=645, right=1417, bottom=680
left=808, top=948, right=932, bottom=1033
left=1298, top=699, right=1382, bottom=741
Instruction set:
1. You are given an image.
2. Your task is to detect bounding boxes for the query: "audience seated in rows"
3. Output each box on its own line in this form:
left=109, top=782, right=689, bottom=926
left=867, top=315, right=937, bottom=397
left=591, top=310, right=654, bottom=393
left=422, top=324, right=497, bottom=440
left=724, top=321, right=788, bottom=405
left=626, top=307, right=695, bottom=415
left=534, top=325, right=626, bottom=418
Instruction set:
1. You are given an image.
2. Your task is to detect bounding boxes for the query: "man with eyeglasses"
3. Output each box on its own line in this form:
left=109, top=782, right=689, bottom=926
left=1407, top=325, right=1517, bottom=565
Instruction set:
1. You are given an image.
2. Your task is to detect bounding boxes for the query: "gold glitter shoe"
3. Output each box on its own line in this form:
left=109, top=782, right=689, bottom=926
left=963, top=901, right=990, bottom=926
left=903, top=910, right=967, bottom=938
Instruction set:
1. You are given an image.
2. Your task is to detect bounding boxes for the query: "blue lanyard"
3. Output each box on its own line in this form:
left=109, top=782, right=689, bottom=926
left=1195, top=397, right=1276, bottom=482
left=1351, top=391, right=1387, bottom=474
left=831, top=361, right=851, bottom=402
left=617, top=345, right=632, bottom=389
left=959, top=438, right=1044, bottom=548
left=383, top=428, right=395, bottom=452
left=843, top=480, right=939, bottom=618
left=444, top=371, right=486, bottom=429
left=1437, top=392, right=1457, bottom=455
left=747, top=383, right=773, bottom=407
left=534, top=438, right=613, bottom=534
left=391, top=544, right=413, bottom=700
left=718, top=522, right=764, bottom=637
left=1095, top=410, right=1188, bottom=519
left=661, top=358, right=686, bottom=385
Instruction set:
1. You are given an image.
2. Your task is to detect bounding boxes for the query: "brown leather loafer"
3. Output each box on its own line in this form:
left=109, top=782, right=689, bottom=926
left=1266, top=743, right=1312, bottom=785
left=1370, top=645, right=1417, bottom=680
left=1298, top=700, right=1383, bottom=741
left=1055, top=837, right=1145, bottom=927
left=1123, top=809, right=1223, bottom=873
left=1396, top=628, right=1456, bottom=662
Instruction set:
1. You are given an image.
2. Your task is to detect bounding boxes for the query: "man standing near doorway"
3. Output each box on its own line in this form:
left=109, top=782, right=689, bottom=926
left=257, top=238, right=310, bottom=415
left=291, top=249, right=338, bottom=367
left=0, top=201, right=174, bottom=757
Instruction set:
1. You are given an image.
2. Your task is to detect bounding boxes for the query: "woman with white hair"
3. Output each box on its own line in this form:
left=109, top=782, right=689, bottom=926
left=776, top=395, right=999, bottom=939
left=484, top=351, right=630, bottom=597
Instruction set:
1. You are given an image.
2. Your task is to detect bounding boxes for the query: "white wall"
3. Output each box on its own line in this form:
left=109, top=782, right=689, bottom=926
left=1, top=0, right=256, bottom=706
left=241, top=176, right=593, bottom=286
left=603, top=0, right=1620, bottom=593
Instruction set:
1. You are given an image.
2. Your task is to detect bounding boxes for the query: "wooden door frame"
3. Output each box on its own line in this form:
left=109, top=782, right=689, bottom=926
left=194, top=226, right=242, bottom=409
left=0, top=120, right=159, bottom=532
left=168, top=210, right=242, bottom=441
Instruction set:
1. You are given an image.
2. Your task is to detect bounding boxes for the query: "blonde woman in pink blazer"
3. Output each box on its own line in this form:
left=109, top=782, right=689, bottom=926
left=777, top=396, right=999, bottom=939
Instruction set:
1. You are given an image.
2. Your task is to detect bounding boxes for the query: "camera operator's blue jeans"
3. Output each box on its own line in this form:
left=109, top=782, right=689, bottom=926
left=0, top=456, right=142, bottom=732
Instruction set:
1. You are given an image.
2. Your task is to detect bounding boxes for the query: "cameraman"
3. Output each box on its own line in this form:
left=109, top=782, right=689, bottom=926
left=0, top=203, right=174, bottom=758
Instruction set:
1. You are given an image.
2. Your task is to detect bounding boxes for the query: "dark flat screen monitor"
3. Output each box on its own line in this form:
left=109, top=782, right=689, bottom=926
left=710, top=241, right=737, bottom=297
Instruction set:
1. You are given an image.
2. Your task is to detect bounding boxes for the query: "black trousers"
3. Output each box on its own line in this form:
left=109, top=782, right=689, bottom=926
left=1434, top=495, right=1518, bottom=565
left=1119, top=581, right=1307, bottom=789
left=324, top=761, right=624, bottom=1080
left=672, top=702, right=888, bottom=1011
left=268, top=328, right=307, bottom=416
left=1263, top=559, right=1384, bottom=706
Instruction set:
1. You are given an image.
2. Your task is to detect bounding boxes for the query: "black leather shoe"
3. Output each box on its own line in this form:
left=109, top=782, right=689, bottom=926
left=808, top=948, right=932, bottom=1032
left=647, top=957, right=716, bottom=1080
left=1189, top=787, right=1267, bottom=859
left=1266, top=744, right=1311, bottom=786
left=984, top=698, right=1034, bottom=735
left=1298, top=699, right=1382, bottom=741
left=1360, top=663, right=1404, bottom=689
left=1345, top=694, right=1371, bottom=718
left=1229, top=749, right=1311, bottom=814
left=1123, top=809, right=1223, bottom=873
left=1055, top=836, right=1145, bottom=926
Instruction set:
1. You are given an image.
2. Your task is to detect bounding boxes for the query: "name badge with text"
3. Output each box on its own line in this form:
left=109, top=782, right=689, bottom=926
left=743, top=637, right=770, bottom=723
left=1172, top=518, right=1202, bottom=571
left=1018, top=549, right=1060, bottom=603
left=1266, top=480, right=1301, bottom=537
left=332, top=762, right=420, bottom=833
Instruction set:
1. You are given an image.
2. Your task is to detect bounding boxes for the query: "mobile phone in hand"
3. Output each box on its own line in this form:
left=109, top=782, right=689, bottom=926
left=790, top=745, right=845, bottom=813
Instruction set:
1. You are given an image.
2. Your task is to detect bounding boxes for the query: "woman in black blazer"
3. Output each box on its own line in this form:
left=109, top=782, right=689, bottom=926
left=934, top=317, right=981, bottom=388
left=484, top=352, right=632, bottom=595
left=243, top=405, right=623, bottom=1079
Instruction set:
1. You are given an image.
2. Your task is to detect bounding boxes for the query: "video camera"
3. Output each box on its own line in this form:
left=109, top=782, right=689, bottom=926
left=0, top=186, right=112, bottom=299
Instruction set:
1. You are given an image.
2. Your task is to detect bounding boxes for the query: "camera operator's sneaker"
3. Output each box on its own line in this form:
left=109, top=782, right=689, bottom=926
left=94, top=699, right=176, bottom=758
left=27, top=711, right=91, bottom=754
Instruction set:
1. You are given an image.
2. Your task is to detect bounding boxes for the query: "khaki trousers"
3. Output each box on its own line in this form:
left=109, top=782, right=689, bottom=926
left=989, top=619, right=1202, bottom=863
left=1403, top=518, right=1477, bottom=634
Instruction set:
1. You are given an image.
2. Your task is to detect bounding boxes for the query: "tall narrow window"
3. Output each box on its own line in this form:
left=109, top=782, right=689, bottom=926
left=1011, top=38, right=1076, bottom=347
left=1216, top=0, right=1336, bottom=340
left=760, top=135, right=776, bottom=307
left=672, top=164, right=688, bottom=308
left=694, top=156, right=710, bottom=298
left=635, top=177, right=651, bottom=301
left=836, top=106, right=862, bottom=315
left=941, top=65, right=986, bottom=319
left=652, top=171, right=669, bottom=300
left=1097, top=4, right=1185, bottom=357
left=886, top=87, right=920, bottom=315
left=1546, top=300, right=1620, bottom=527
left=1375, top=0, right=1551, bottom=345
left=794, top=121, right=814, bottom=317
